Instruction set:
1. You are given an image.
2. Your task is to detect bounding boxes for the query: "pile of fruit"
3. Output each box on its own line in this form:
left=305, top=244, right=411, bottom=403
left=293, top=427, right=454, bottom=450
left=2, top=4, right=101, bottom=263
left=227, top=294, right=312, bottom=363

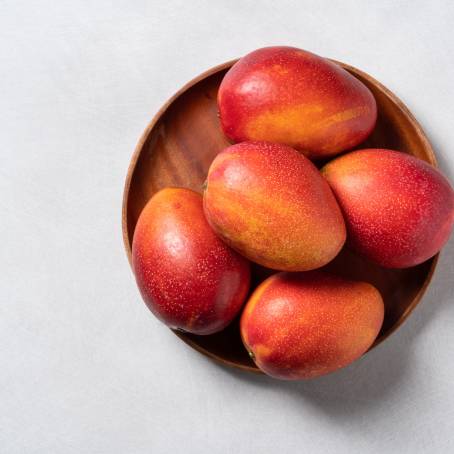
left=131, top=47, right=454, bottom=380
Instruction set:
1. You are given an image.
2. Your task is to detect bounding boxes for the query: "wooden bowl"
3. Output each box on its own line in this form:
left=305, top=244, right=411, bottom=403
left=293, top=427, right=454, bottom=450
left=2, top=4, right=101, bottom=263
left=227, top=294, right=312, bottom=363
left=122, top=59, right=438, bottom=373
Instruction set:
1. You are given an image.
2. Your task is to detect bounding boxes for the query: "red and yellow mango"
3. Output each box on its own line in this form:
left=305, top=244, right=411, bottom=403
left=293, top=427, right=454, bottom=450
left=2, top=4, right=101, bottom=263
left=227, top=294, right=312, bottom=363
left=218, top=46, right=377, bottom=159
left=322, top=149, right=454, bottom=268
left=132, top=188, right=250, bottom=335
left=241, top=272, right=384, bottom=380
left=203, top=141, right=346, bottom=271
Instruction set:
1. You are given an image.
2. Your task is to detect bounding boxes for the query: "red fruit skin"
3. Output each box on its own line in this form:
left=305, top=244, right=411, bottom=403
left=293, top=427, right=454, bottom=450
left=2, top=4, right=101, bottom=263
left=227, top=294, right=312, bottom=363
left=218, top=46, right=377, bottom=159
left=132, top=188, right=250, bottom=335
left=203, top=141, right=346, bottom=271
left=240, top=272, right=384, bottom=380
left=322, top=149, right=454, bottom=268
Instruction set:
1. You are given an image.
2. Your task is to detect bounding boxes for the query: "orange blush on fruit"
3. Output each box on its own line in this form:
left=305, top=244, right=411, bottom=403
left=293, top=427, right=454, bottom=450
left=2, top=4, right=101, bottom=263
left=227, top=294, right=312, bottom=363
left=218, top=46, right=377, bottom=159
left=203, top=141, right=346, bottom=271
left=240, top=271, right=384, bottom=380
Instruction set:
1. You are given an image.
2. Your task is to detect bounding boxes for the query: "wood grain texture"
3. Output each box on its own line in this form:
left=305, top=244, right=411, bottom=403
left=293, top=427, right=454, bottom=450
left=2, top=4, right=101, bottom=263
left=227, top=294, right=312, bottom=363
left=122, top=60, right=438, bottom=374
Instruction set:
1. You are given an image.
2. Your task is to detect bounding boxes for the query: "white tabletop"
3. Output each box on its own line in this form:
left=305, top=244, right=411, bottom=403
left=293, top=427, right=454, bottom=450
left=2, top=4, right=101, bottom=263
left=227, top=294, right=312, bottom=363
left=1, top=1, right=453, bottom=453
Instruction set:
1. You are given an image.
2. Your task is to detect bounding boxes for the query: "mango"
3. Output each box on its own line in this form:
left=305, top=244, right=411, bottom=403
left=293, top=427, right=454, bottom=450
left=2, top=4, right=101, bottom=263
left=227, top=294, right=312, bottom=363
left=132, top=188, right=250, bottom=335
left=322, top=149, right=454, bottom=268
left=240, top=272, right=384, bottom=380
left=218, top=46, right=377, bottom=159
left=203, top=141, right=346, bottom=271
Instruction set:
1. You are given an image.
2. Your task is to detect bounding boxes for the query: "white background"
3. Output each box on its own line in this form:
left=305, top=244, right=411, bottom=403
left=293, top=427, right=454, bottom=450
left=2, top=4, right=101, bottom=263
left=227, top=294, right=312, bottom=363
left=1, top=1, right=454, bottom=453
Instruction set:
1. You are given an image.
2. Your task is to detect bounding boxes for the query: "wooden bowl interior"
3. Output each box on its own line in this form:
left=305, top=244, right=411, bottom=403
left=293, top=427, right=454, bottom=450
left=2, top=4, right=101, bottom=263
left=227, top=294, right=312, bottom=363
left=123, top=61, right=437, bottom=373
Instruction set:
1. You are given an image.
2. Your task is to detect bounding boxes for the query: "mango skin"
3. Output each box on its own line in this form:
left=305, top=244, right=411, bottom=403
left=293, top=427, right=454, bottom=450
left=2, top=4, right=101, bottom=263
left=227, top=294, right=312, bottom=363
left=322, top=149, right=454, bottom=268
left=240, top=272, right=384, bottom=380
left=203, top=141, right=346, bottom=271
left=132, top=188, right=250, bottom=335
left=218, top=46, right=377, bottom=159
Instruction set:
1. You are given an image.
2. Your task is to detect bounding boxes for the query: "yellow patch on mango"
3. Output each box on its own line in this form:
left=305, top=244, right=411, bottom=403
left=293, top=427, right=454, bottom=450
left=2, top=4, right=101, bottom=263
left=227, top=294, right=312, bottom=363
left=270, top=64, right=289, bottom=75
left=314, top=105, right=368, bottom=130
left=254, top=344, right=272, bottom=358
left=245, top=104, right=324, bottom=145
left=245, top=104, right=368, bottom=148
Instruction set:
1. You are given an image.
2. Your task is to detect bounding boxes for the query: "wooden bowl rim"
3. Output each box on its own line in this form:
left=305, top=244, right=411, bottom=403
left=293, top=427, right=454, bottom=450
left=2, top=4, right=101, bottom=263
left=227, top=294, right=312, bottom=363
left=122, top=58, right=439, bottom=374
